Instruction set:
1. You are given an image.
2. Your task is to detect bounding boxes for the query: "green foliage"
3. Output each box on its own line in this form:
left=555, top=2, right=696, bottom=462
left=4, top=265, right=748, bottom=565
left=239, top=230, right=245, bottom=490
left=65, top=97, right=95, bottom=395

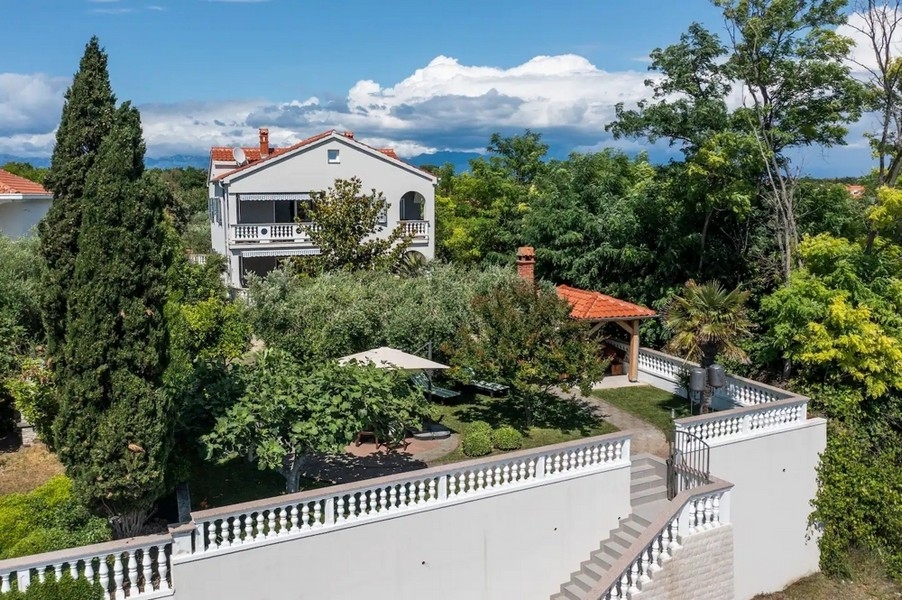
left=461, top=430, right=493, bottom=457
left=663, top=279, right=752, bottom=367
left=5, top=574, right=105, bottom=600
left=0, top=162, right=48, bottom=185
left=54, top=103, right=174, bottom=538
left=0, top=476, right=110, bottom=560
left=201, top=350, right=428, bottom=492
left=492, top=425, right=523, bottom=451
left=445, top=280, right=608, bottom=424
left=249, top=263, right=519, bottom=363
left=466, top=420, right=493, bottom=436
left=39, top=36, right=117, bottom=359
left=293, top=177, right=411, bottom=274
left=5, top=355, right=55, bottom=441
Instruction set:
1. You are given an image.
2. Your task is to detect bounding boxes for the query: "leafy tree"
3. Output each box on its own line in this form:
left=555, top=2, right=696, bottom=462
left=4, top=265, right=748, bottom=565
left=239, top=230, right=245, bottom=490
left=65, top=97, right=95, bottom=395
left=663, top=279, right=752, bottom=367
left=54, top=103, right=174, bottom=538
left=486, top=129, right=548, bottom=186
left=445, top=280, right=607, bottom=425
left=0, top=162, right=48, bottom=185
left=38, top=36, right=116, bottom=358
left=294, top=177, right=411, bottom=274
left=202, top=350, right=427, bottom=493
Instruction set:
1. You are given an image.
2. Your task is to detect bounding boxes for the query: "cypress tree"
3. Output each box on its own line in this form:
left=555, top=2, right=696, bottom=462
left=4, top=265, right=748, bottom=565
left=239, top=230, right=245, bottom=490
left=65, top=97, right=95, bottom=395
left=55, top=103, right=173, bottom=538
left=39, top=36, right=116, bottom=358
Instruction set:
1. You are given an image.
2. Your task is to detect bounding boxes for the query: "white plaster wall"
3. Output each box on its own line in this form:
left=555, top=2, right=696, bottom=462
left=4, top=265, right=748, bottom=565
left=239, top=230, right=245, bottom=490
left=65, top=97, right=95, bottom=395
left=0, top=199, right=51, bottom=239
left=172, top=466, right=631, bottom=600
left=637, top=525, right=734, bottom=600
left=706, top=420, right=826, bottom=600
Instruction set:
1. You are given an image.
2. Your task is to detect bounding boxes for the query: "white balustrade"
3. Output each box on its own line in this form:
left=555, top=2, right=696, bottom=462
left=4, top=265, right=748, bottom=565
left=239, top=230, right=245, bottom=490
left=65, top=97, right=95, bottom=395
left=675, top=398, right=808, bottom=445
left=400, top=220, right=429, bottom=239
left=230, top=223, right=318, bottom=243
left=596, top=485, right=731, bottom=599
left=190, top=433, right=631, bottom=556
left=0, top=537, right=172, bottom=598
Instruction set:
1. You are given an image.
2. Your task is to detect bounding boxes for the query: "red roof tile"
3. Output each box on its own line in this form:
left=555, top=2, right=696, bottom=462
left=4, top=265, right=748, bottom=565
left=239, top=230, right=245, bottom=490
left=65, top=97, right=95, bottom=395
left=556, top=284, right=656, bottom=321
left=210, top=130, right=434, bottom=182
left=0, top=169, right=51, bottom=196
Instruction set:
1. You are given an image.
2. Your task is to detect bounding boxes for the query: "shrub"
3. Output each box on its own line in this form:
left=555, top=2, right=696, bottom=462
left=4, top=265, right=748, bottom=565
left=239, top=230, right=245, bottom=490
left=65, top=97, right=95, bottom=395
left=6, top=574, right=104, bottom=600
left=492, top=426, right=523, bottom=451
left=0, top=476, right=111, bottom=559
left=466, top=420, right=493, bottom=436
left=462, top=431, right=493, bottom=457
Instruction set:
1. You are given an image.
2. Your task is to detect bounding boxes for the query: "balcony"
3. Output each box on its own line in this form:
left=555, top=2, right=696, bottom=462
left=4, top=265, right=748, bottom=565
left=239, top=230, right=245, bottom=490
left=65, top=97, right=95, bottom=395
left=400, top=220, right=429, bottom=242
left=229, top=223, right=317, bottom=244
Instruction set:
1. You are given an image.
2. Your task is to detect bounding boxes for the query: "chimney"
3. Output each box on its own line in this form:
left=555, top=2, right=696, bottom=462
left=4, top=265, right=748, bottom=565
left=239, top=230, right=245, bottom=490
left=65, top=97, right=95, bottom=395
left=516, top=246, right=535, bottom=284
left=259, top=128, right=270, bottom=157
left=343, top=131, right=354, bottom=139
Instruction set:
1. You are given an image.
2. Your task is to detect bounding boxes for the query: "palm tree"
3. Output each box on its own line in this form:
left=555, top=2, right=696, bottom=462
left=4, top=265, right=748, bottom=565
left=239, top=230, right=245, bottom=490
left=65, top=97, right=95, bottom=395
left=663, top=280, right=752, bottom=367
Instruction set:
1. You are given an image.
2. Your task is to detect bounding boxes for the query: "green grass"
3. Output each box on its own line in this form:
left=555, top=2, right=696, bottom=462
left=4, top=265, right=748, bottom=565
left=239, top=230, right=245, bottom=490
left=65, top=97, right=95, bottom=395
left=430, top=391, right=618, bottom=465
left=592, top=386, right=691, bottom=433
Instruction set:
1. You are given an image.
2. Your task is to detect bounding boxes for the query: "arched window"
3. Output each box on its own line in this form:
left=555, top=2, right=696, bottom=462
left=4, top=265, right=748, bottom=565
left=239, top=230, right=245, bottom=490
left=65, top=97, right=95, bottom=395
left=400, top=191, right=425, bottom=221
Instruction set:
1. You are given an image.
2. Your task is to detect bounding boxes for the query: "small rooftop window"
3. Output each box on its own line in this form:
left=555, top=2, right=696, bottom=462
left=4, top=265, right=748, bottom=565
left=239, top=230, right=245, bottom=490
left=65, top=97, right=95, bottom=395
left=327, top=149, right=340, bottom=164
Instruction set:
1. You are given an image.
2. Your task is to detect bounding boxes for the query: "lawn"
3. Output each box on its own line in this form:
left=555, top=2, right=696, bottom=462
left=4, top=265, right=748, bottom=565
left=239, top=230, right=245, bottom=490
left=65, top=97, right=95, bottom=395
left=0, top=443, right=65, bottom=495
left=429, top=391, right=618, bottom=465
left=592, top=386, right=691, bottom=433
left=754, top=551, right=901, bottom=599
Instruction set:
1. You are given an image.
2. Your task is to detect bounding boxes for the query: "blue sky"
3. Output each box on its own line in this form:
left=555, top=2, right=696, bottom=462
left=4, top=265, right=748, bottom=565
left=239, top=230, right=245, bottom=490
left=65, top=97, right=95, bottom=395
left=0, top=0, right=880, bottom=175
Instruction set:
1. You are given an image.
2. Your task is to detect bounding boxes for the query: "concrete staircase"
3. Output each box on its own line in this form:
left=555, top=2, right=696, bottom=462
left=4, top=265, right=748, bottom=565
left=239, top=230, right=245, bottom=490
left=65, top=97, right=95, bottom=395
left=550, top=456, right=668, bottom=600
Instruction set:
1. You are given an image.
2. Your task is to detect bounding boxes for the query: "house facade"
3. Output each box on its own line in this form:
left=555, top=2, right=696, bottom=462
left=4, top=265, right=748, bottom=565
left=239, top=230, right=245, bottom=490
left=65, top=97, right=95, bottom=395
left=208, top=129, right=437, bottom=288
left=0, top=169, right=53, bottom=239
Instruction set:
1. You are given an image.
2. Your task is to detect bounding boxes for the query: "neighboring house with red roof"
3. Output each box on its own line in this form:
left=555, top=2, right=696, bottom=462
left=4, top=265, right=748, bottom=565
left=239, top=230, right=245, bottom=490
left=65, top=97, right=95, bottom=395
left=846, top=184, right=866, bottom=198
left=0, top=169, right=53, bottom=239
left=208, top=128, right=437, bottom=288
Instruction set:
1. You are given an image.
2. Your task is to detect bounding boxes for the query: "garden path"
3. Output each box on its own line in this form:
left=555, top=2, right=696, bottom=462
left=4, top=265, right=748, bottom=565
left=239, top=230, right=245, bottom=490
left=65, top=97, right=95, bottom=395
left=551, top=388, right=669, bottom=458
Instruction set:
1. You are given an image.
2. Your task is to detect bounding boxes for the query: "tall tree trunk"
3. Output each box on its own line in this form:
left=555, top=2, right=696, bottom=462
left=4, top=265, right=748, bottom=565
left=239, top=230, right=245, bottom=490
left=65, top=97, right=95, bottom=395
left=281, top=454, right=308, bottom=494
left=698, top=209, right=713, bottom=275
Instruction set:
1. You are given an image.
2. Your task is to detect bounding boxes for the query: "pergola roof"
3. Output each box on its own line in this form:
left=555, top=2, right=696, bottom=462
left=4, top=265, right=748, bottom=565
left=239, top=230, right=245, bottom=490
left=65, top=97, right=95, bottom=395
left=556, top=285, right=657, bottom=322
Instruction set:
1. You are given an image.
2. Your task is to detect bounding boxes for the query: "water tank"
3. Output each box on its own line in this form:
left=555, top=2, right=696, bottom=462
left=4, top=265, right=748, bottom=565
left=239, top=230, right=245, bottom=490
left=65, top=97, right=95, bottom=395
left=689, top=367, right=707, bottom=392
left=707, top=364, right=726, bottom=388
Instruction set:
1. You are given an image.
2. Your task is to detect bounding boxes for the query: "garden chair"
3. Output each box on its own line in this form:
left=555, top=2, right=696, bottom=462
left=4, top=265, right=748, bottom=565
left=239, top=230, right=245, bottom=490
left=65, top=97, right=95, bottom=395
left=409, top=371, right=460, bottom=400
left=460, top=366, right=509, bottom=396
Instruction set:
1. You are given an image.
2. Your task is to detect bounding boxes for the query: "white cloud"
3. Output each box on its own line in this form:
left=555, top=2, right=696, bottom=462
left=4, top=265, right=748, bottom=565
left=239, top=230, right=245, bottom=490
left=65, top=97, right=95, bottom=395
left=0, top=73, right=68, bottom=139
left=838, top=7, right=902, bottom=77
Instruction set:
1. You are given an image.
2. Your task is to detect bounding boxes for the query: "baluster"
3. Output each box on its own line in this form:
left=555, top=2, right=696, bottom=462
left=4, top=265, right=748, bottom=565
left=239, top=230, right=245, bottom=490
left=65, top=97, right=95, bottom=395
left=591, top=445, right=600, bottom=465
left=218, top=518, right=231, bottom=548
left=476, top=468, right=485, bottom=491
left=704, top=495, right=714, bottom=529
left=712, top=493, right=721, bottom=526
left=278, top=506, right=289, bottom=535
left=493, top=466, right=502, bottom=488
left=418, top=480, right=427, bottom=504
left=243, top=512, right=253, bottom=542
left=467, top=471, right=476, bottom=494
left=232, top=515, right=243, bottom=545
left=69, top=560, right=78, bottom=580
left=301, top=503, right=311, bottom=527
left=502, top=464, right=511, bottom=484
left=265, top=508, right=276, bottom=538
left=689, top=499, right=700, bottom=534
left=399, top=483, right=410, bottom=507
left=667, top=518, right=680, bottom=552
left=126, top=550, right=138, bottom=595
left=428, top=478, right=437, bottom=501
left=52, top=564, right=62, bottom=581
left=290, top=505, right=300, bottom=530
left=552, top=454, right=561, bottom=474
left=314, top=500, right=323, bottom=527
left=629, top=560, right=641, bottom=594
left=518, top=461, right=526, bottom=481
left=141, top=547, right=153, bottom=593
left=336, top=497, right=347, bottom=523
left=1, top=574, right=9, bottom=593
left=649, top=533, right=662, bottom=571
left=639, top=547, right=652, bottom=583
left=561, top=450, right=571, bottom=472
left=605, top=443, right=614, bottom=462
left=112, top=553, right=125, bottom=600
left=85, top=559, right=95, bottom=587
left=159, top=547, right=171, bottom=591
left=389, top=485, right=398, bottom=509
left=255, top=512, right=265, bottom=541
left=619, top=572, right=630, bottom=598
left=527, top=459, right=536, bottom=478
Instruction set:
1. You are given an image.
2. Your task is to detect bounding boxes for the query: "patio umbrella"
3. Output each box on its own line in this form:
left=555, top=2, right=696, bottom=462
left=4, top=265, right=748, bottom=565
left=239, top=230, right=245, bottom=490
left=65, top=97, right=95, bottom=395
left=337, top=346, right=449, bottom=370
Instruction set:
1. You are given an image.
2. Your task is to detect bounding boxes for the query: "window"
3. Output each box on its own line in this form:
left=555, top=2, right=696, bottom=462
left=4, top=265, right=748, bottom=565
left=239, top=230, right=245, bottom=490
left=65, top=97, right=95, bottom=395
left=327, top=149, right=340, bottom=164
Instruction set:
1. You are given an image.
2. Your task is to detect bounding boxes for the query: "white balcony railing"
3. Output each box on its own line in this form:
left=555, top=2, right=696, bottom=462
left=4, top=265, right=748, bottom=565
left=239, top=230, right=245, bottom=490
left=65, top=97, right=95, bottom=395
left=229, top=223, right=318, bottom=244
left=0, top=535, right=173, bottom=598
left=674, top=397, right=809, bottom=446
left=183, top=432, right=631, bottom=559
left=400, top=220, right=429, bottom=239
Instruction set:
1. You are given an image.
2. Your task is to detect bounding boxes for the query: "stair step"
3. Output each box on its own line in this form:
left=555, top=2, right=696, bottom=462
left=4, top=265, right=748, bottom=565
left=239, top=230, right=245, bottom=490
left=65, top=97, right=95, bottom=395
left=635, top=498, right=671, bottom=522
left=630, top=474, right=665, bottom=494
left=582, top=557, right=610, bottom=578
left=559, top=582, right=584, bottom=600
left=573, top=571, right=599, bottom=592
left=601, top=538, right=632, bottom=561
left=631, top=486, right=668, bottom=507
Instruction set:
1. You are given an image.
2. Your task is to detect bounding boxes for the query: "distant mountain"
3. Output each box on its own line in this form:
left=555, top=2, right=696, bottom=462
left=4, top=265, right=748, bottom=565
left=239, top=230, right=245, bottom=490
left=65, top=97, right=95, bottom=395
left=145, top=155, right=208, bottom=169
left=0, top=154, right=50, bottom=168
left=408, top=151, right=482, bottom=173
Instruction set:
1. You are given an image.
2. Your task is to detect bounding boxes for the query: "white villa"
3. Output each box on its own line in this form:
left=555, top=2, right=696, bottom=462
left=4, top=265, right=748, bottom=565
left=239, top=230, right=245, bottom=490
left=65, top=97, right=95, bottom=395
left=0, top=169, right=53, bottom=239
left=207, top=129, right=437, bottom=288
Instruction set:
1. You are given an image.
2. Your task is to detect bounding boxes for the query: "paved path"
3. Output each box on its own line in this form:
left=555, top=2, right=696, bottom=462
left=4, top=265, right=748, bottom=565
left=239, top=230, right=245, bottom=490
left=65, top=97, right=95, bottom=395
left=552, top=387, right=669, bottom=458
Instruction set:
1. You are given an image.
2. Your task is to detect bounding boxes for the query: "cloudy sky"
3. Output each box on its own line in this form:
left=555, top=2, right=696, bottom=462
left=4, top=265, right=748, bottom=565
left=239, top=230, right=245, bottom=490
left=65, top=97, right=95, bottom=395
left=0, top=0, right=888, bottom=175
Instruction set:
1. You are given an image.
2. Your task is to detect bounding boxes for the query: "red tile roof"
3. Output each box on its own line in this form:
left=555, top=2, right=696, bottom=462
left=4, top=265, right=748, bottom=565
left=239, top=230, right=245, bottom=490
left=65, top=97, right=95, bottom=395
left=210, top=130, right=433, bottom=182
left=0, top=169, right=51, bottom=196
left=556, top=284, right=657, bottom=321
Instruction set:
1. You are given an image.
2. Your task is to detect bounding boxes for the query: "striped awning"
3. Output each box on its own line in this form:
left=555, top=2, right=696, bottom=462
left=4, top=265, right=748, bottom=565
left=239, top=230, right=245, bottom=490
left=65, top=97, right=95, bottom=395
left=237, top=193, right=311, bottom=202
left=240, top=248, right=321, bottom=258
